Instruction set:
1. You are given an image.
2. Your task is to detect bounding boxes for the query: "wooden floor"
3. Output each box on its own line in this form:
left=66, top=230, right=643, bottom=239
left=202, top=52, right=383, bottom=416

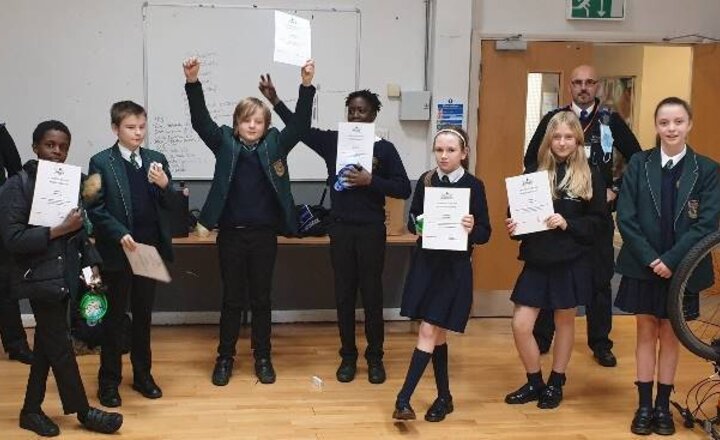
left=0, top=316, right=716, bottom=439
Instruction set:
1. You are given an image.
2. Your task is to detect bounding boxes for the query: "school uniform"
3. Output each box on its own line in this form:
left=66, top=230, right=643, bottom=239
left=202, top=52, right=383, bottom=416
left=615, top=146, right=720, bottom=319
left=511, top=164, right=606, bottom=310
left=0, top=160, right=99, bottom=416
left=524, top=99, right=641, bottom=354
left=272, top=100, right=411, bottom=362
left=185, top=81, right=315, bottom=362
left=87, top=144, right=177, bottom=391
left=400, top=168, right=491, bottom=333
left=0, top=123, right=30, bottom=358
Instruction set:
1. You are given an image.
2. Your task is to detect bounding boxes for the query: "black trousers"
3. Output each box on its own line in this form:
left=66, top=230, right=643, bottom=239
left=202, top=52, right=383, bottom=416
left=329, top=222, right=386, bottom=362
left=23, top=297, right=88, bottom=414
left=0, top=264, right=29, bottom=352
left=533, top=215, right=615, bottom=352
left=217, top=227, right=277, bottom=360
left=99, top=268, right=156, bottom=387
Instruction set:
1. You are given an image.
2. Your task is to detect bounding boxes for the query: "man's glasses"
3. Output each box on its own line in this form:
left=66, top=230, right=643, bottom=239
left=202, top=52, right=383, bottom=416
left=571, top=79, right=598, bottom=87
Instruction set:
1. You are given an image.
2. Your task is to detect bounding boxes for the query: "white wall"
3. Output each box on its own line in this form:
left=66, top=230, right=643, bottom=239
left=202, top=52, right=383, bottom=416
left=0, top=0, right=432, bottom=178
left=474, top=0, right=720, bottom=42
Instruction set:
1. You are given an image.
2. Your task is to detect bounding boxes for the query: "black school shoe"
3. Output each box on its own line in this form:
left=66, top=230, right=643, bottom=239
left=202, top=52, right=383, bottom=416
left=424, top=396, right=454, bottom=422
left=653, top=407, right=676, bottom=436
left=630, top=406, right=654, bottom=435
left=505, top=382, right=544, bottom=404
left=19, top=410, right=60, bottom=437
left=368, top=359, right=386, bottom=384
left=97, top=386, right=121, bottom=408
left=593, top=348, right=618, bottom=367
left=392, top=400, right=416, bottom=420
left=537, top=384, right=563, bottom=409
left=336, top=359, right=357, bottom=383
left=79, top=407, right=123, bottom=434
left=212, top=357, right=234, bottom=386
left=254, top=358, right=276, bottom=384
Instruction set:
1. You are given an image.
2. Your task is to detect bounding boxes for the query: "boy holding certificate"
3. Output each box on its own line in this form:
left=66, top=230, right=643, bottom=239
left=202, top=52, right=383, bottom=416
left=0, top=120, right=122, bottom=436
left=393, top=127, right=490, bottom=422
left=504, top=111, right=605, bottom=410
left=87, top=101, right=177, bottom=408
left=259, top=79, right=411, bottom=384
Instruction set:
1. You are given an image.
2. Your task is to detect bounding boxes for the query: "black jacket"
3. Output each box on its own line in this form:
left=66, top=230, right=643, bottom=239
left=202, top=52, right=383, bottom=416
left=0, top=124, right=23, bottom=267
left=515, top=166, right=606, bottom=266
left=0, top=160, right=101, bottom=300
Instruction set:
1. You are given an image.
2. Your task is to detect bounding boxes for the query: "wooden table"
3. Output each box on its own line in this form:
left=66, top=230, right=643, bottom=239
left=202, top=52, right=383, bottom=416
left=173, top=231, right=418, bottom=246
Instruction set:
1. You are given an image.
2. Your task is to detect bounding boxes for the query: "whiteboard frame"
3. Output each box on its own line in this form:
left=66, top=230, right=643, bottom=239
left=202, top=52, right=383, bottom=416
left=141, top=1, right=362, bottom=180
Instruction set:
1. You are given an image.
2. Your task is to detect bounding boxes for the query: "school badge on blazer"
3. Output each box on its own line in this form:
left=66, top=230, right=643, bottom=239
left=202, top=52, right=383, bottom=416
left=687, top=199, right=699, bottom=219
left=372, top=156, right=379, bottom=172
left=272, top=159, right=286, bottom=177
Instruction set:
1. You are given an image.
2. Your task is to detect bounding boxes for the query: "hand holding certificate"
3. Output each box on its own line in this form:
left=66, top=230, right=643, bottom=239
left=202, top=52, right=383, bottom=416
left=422, top=187, right=471, bottom=251
left=123, top=243, right=172, bottom=283
left=29, top=160, right=82, bottom=227
left=335, top=122, right=375, bottom=174
left=505, top=170, right=555, bottom=236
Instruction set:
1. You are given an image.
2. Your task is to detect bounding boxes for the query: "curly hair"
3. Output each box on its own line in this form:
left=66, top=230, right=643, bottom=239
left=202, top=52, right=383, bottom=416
left=345, top=90, right=382, bottom=113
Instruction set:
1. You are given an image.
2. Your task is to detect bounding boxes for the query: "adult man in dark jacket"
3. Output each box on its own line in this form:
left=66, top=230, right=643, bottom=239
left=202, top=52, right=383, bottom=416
left=524, top=65, right=642, bottom=367
left=0, top=123, right=33, bottom=364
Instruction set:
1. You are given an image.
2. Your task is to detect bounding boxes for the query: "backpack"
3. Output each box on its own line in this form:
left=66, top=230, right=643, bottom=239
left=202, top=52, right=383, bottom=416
left=296, top=186, right=331, bottom=237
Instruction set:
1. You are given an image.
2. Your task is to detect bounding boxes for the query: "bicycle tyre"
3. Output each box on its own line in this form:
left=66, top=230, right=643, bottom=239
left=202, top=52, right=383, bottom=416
left=668, top=230, right=720, bottom=362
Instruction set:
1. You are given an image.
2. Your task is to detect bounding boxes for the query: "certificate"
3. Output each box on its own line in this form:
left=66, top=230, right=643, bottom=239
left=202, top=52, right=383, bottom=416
left=273, top=11, right=311, bottom=67
left=335, top=122, right=375, bottom=174
left=422, top=187, right=470, bottom=251
left=505, top=170, right=555, bottom=235
left=124, top=243, right=172, bottom=283
left=29, top=160, right=82, bottom=227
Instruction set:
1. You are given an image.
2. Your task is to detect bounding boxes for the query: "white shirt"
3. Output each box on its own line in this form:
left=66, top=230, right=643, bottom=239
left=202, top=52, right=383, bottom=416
left=572, top=101, right=595, bottom=119
left=118, top=143, right=143, bottom=168
left=661, top=145, right=687, bottom=169
left=436, top=166, right=465, bottom=183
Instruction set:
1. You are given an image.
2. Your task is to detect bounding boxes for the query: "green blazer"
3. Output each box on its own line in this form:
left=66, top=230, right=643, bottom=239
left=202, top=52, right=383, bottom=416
left=616, top=146, right=720, bottom=291
left=185, top=81, right=316, bottom=235
left=86, top=145, right=177, bottom=271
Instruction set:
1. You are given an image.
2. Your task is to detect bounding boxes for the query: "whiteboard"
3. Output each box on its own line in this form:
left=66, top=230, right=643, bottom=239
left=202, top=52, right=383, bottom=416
left=143, top=3, right=360, bottom=180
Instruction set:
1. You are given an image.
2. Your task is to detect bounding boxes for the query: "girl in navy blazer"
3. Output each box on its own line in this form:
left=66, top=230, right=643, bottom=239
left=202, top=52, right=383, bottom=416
left=615, top=97, right=720, bottom=436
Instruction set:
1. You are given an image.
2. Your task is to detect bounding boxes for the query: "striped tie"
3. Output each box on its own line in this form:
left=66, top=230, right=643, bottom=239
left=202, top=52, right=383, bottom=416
left=130, top=152, right=140, bottom=170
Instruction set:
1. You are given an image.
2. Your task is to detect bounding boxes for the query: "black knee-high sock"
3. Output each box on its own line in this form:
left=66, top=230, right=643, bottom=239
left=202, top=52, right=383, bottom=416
left=655, top=383, right=673, bottom=409
left=635, top=381, right=653, bottom=408
left=547, top=371, right=566, bottom=387
left=397, top=348, right=432, bottom=404
left=432, top=343, right=450, bottom=399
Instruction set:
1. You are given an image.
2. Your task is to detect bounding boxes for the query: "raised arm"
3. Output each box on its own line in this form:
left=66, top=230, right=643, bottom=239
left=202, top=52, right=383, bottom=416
left=183, top=57, right=223, bottom=151
left=275, top=60, right=317, bottom=157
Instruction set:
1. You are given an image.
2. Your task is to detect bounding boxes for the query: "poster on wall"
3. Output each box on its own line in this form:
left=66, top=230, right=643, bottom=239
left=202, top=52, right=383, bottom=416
left=597, top=76, right=635, bottom=127
left=436, top=98, right=464, bottom=130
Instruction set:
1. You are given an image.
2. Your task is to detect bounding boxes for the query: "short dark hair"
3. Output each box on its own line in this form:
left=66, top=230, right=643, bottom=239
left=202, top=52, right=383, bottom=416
left=32, top=120, right=71, bottom=146
left=345, top=90, right=382, bottom=113
left=110, top=100, right=147, bottom=126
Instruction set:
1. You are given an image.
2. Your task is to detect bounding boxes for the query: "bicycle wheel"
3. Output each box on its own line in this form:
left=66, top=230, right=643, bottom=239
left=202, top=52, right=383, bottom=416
left=668, top=230, right=720, bottom=362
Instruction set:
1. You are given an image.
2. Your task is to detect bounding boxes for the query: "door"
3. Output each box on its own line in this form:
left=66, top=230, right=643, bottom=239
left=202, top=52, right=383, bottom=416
left=690, top=43, right=720, bottom=162
left=472, top=41, right=593, bottom=316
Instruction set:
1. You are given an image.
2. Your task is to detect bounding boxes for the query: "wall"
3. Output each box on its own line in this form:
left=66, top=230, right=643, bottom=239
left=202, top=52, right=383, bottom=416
left=637, top=46, right=693, bottom=148
left=474, top=0, right=720, bottom=42
left=0, top=0, right=431, bottom=178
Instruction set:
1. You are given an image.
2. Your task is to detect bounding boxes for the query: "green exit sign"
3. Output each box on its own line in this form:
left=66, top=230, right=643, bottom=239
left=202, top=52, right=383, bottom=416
left=567, top=0, right=626, bottom=20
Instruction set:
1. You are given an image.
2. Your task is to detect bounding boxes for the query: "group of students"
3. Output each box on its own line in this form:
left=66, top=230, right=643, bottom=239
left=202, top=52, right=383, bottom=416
left=0, top=59, right=718, bottom=438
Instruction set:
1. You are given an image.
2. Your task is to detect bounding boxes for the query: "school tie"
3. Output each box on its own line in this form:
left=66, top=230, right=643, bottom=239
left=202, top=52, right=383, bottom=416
left=130, top=152, right=140, bottom=170
left=579, top=109, right=589, bottom=125
left=664, top=159, right=674, bottom=170
left=441, top=175, right=450, bottom=184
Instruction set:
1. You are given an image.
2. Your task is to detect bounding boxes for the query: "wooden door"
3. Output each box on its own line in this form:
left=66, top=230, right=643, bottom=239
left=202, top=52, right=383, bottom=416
left=690, top=44, right=720, bottom=162
left=472, top=41, right=593, bottom=315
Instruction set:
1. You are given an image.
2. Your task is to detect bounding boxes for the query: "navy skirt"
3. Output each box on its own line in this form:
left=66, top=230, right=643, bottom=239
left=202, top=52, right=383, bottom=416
left=511, top=258, right=592, bottom=310
left=400, top=248, right=473, bottom=333
left=614, top=276, right=699, bottom=320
